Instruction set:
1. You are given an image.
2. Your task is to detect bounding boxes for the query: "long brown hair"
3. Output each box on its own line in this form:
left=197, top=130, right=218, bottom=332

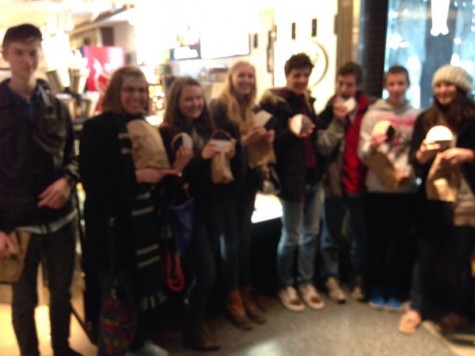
left=216, top=61, right=256, bottom=134
left=101, top=66, right=150, bottom=115
left=423, top=88, right=475, bottom=132
left=163, top=76, right=209, bottom=132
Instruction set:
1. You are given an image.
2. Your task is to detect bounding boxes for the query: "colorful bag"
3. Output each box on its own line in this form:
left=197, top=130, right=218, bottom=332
left=100, top=285, right=137, bottom=355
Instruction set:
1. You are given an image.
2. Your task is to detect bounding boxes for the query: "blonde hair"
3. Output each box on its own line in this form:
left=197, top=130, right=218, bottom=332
left=217, top=61, right=256, bottom=134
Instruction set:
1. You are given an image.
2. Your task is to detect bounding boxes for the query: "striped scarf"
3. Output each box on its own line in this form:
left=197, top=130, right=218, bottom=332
left=116, top=115, right=167, bottom=311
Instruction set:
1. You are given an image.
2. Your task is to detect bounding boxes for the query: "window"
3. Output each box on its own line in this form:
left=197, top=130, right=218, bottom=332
left=384, top=0, right=475, bottom=108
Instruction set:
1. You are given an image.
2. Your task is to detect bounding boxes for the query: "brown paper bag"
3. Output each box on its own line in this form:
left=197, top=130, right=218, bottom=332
left=425, top=153, right=461, bottom=202
left=127, top=120, right=170, bottom=169
left=0, top=231, right=31, bottom=283
left=361, top=151, right=399, bottom=191
left=211, top=150, right=234, bottom=184
left=247, top=140, right=276, bottom=169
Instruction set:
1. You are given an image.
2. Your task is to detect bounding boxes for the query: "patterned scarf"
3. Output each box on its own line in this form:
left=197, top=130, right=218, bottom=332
left=116, top=115, right=167, bottom=311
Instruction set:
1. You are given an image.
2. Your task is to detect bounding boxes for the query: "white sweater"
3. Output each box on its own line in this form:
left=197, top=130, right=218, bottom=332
left=358, top=98, right=420, bottom=193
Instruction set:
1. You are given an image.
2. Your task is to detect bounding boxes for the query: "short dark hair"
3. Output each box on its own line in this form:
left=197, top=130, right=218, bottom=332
left=384, top=65, right=410, bottom=86
left=337, top=62, right=363, bottom=85
left=2, top=23, right=43, bottom=50
left=284, top=53, right=314, bottom=76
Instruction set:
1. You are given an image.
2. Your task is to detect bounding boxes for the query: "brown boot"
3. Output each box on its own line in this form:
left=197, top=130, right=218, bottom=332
left=225, top=289, right=253, bottom=330
left=241, top=286, right=266, bottom=324
left=183, top=322, right=220, bottom=351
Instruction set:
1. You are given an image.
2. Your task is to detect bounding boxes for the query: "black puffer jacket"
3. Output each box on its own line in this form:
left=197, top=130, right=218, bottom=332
left=0, top=79, right=79, bottom=232
left=259, top=88, right=324, bottom=201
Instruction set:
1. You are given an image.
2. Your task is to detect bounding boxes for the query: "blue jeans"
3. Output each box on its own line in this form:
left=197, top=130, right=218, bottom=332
left=12, top=220, right=76, bottom=356
left=320, top=193, right=367, bottom=281
left=277, top=182, right=322, bottom=287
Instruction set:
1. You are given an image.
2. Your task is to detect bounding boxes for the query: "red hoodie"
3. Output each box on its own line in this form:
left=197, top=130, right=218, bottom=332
left=342, top=92, right=370, bottom=194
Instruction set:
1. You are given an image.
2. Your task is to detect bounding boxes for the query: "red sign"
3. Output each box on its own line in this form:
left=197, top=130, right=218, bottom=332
left=83, top=45, right=125, bottom=93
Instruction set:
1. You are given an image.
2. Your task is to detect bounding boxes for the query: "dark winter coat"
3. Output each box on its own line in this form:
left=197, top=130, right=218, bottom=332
left=259, top=88, right=324, bottom=201
left=0, top=79, right=78, bottom=232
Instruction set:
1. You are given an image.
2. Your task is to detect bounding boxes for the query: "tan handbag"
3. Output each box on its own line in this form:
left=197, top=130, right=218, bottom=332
left=211, top=150, right=234, bottom=184
left=425, top=152, right=461, bottom=202
left=0, top=231, right=31, bottom=283
left=210, top=130, right=234, bottom=184
left=246, top=140, right=276, bottom=169
left=361, top=151, right=399, bottom=192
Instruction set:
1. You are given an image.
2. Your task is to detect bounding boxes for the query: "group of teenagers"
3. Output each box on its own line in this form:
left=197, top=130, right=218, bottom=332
left=0, top=22, right=474, bottom=356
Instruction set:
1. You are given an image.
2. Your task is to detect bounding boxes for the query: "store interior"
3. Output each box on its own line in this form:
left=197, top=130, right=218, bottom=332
left=0, top=0, right=338, bottom=124
left=0, top=0, right=475, bottom=355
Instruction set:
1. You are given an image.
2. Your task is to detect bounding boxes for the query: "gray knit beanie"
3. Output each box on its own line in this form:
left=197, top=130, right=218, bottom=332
left=432, top=65, right=473, bottom=93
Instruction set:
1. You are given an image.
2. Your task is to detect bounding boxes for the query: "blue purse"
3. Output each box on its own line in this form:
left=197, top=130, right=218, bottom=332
left=169, top=196, right=195, bottom=253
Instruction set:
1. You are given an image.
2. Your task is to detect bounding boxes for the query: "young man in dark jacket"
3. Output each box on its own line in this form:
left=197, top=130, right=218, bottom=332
left=260, top=53, right=325, bottom=312
left=0, top=24, right=80, bottom=356
left=316, top=62, right=370, bottom=303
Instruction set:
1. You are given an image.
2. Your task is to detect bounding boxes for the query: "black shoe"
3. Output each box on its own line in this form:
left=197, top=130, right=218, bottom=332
left=183, top=323, right=221, bottom=352
left=435, top=313, right=470, bottom=334
left=54, top=347, right=82, bottom=356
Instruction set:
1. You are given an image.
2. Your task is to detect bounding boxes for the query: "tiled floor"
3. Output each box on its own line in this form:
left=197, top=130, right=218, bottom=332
left=0, top=304, right=97, bottom=356
left=153, top=294, right=475, bottom=356
left=1, top=293, right=474, bottom=356
left=1, top=201, right=473, bottom=356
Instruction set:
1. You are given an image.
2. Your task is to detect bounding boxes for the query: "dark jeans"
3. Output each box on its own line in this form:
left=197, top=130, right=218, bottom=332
left=320, top=193, right=367, bottom=281
left=219, top=186, right=256, bottom=292
left=366, top=193, right=417, bottom=293
left=452, top=226, right=475, bottom=316
left=182, top=194, right=221, bottom=331
left=410, top=225, right=475, bottom=317
left=12, top=220, right=76, bottom=356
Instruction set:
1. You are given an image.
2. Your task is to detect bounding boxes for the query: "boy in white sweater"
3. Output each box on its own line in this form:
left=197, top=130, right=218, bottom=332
left=358, top=66, right=420, bottom=311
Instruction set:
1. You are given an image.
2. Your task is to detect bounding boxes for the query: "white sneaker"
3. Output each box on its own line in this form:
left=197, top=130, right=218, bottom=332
left=126, top=340, right=169, bottom=356
left=278, top=286, right=305, bottom=311
left=298, top=283, right=325, bottom=310
left=326, top=277, right=347, bottom=304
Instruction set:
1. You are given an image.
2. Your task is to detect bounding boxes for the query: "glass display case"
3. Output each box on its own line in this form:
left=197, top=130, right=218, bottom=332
left=384, top=0, right=475, bottom=108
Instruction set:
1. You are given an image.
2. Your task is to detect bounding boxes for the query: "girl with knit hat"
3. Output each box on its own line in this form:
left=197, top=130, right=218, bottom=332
left=399, top=65, right=475, bottom=335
